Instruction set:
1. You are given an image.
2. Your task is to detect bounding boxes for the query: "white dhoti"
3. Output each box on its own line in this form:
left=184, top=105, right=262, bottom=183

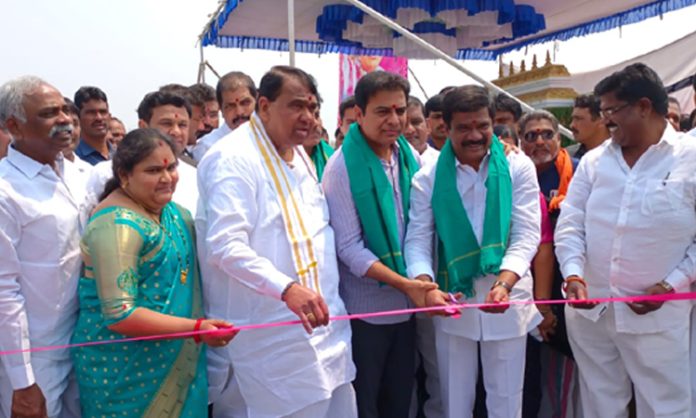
left=566, top=304, right=690, bottom=418
left=410, top=313, right=444, bottom=418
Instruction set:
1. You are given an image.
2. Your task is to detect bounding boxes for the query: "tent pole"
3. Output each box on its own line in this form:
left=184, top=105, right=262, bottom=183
left=198, top=44, right=206, bottom=84
left=343, top=0, right=573, bottom=138
left=288, top=0, right=296, bottom=67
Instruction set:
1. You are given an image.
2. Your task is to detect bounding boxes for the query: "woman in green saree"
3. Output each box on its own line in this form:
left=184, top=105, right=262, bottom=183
left=72, top=128, right=236, bottom=417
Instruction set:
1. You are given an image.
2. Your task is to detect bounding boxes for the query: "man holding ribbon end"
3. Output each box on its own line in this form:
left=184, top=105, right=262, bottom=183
left=555, top=63, right=696, bottom=418
left=196, top=66, right=356, bottom=418
left=404, top=85, right=542, bottom=418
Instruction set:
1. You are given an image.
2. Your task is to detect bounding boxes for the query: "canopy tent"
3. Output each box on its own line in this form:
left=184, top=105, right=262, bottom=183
left=200, top=0, right=696, bottom=60
left=571, top=29, right=696, bottom=113
left=198, top=0, right=696, bottom=137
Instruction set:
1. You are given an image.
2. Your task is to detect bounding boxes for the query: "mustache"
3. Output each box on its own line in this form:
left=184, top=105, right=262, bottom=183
left=461, top=139, right=486, bottom=147
left=233, top=115, right=250, bottom=125
left=49, top=124, right=73, bottom=138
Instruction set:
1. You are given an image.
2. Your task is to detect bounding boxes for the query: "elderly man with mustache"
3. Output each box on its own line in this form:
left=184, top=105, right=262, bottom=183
left=0, top=76, right=90, bottom=418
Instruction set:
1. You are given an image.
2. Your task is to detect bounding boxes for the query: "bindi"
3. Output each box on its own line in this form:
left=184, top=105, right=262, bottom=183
left=163, top=158, right=168, bottom=166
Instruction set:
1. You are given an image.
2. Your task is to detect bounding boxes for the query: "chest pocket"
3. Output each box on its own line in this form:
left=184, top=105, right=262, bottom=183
left=641, top=179, right=692, bottom=215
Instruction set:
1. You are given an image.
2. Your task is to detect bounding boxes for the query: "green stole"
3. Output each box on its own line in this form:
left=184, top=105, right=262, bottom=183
left=342, top=123, right=419, bottom=277
left=310, top=139, right=335, bottom=182
left=432, top=136, right=512, bottom=297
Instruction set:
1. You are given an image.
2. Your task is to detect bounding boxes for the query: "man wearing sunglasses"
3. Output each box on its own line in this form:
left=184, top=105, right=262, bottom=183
left=555, top=63, right=695, bottom=418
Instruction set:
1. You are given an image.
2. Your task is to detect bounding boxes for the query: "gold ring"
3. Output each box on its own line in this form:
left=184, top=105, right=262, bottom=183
left=306, top=313, right=316, bottom=322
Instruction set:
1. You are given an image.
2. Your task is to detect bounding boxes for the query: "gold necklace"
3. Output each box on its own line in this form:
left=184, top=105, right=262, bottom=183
left=121, top=188, right=189, bottom=284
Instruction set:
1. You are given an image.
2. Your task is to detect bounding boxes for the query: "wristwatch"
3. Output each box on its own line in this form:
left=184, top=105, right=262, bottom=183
left=491, top=280, right=513, bottom=293
left=656, top=280, right=675, bottom=293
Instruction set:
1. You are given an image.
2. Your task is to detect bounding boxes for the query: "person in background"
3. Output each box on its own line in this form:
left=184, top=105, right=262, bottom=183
left=666, top=96, right=682, bottom=132
left=72, top=128, right=236, bottom=417
left=494, top=93, right=523, bottom=134
left=567, top=94, right=610, bottom=159
left=424, top=94, right=447, bottom=150
left=404, top=96, right=439, bottom=167
left=494, top=124, right=518, bottom=146
left=336, top=95, right=358, bottom=148
left=74, top=86, right=112, bottom=165
left=108, top=117, right=126, bottom=147
left=193, top=71, right=257, bottom=161
left=303, top=106, right=334, bottom=182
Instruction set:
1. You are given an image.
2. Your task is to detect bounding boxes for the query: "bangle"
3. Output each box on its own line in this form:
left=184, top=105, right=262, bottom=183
left=281, top=281, right=297, bottom=302
left=491, top=280, right=513, bottom=293
left=562, top=276, right=587, bottom=292
left=193, top=318, right=204, bottom=344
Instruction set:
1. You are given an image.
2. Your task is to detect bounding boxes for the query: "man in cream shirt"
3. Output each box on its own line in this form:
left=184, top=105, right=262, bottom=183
left=556, top=63, right=696, bottom=418
left=197, top=66, right=355, bottom=418
left=405, top=85, right=541, bottom=418
left=0, top=76, right=88, bottom=418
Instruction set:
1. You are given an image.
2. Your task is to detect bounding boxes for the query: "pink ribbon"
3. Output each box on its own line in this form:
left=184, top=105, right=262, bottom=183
left=2, top=291, right=694, bottom=357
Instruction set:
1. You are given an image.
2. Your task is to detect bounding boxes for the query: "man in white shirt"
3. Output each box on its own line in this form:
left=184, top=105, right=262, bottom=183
left=86, top=90, right=199, bottom=216
left=555, top=63, right=695, bottom=418
left=197, top=66, right=356, bottom=418
left=404, top=96, right=439, bottom=168
left=193, top=71, right=257, bottom=162
left=0, top=76, right=88, bottom=418
left=404, top=85, right=541, bottom=418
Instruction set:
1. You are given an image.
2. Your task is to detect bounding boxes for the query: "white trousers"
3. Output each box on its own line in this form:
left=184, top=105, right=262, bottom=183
left=0, top=359, right=80, bottom=418
left=435, top=329, right=526, bottom=418
left=690, top=306, right=696, bottom=416
left=213, top=375, right=356, bottom=418
left=566, top=304, right=690, bottom=418
left=281, top=383, right=357, bottom=418
left=410, top=314, right=444, bottom=418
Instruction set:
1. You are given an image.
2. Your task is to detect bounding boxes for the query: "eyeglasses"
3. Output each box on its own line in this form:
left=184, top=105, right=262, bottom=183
left=599, top=103, right=631, bottom=119
left=523, top=129, right=556, bottom=143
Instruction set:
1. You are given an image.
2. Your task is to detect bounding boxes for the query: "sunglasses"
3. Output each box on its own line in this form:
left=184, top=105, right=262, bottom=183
left=523, top=129, right=555, bottom=143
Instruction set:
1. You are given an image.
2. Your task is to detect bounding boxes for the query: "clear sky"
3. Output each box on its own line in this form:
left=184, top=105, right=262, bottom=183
left=1, top=0, right=694, bottom=136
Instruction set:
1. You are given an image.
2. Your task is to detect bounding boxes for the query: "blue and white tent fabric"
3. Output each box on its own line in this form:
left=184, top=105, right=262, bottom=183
left=201, top=0, right=696, bottom=60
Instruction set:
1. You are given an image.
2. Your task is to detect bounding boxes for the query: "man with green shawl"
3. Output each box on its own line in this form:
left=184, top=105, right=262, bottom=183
left=323, top=71, right=451, bottom=418
left=303, top=107, right=334, bottom=181
left=404, top=85, right=542, bottom=418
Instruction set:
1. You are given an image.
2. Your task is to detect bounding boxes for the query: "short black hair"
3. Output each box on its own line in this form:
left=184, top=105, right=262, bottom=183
left=187, top=83, right=215, bottom=108
left=256, top=66, right=320, bottom=110
left=63, top=97, right=79, bottom=117
left=494, top=94, right=522, bottom=121
left=408, top=96, right=424, bottom=114
left=74, top=86, right=108, bottom=111
left=442, top=85, right=494, bottom=126
left=692, top=72, right=696, bottom=93
left=137, top=91, right=192, bottom=123
left=493, top=124, right=517, bottom=143
left=217, top=71, right=257, bottom=106
left=594, top=63, right=668, bottom=116
left=424, top=94, right=444, bottom=117
left=339, top=96, right=356, bottom=119
left=573, top=94, right=602, bottom=119
left=354, top=71, right=410, bottom=113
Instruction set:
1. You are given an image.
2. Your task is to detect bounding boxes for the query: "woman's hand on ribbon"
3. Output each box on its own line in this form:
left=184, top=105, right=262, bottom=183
left=283, top=283, right=330, bottom=334
left=537, top=309, right=557, bottom=342
left=199, top=319, right=238, bottom=347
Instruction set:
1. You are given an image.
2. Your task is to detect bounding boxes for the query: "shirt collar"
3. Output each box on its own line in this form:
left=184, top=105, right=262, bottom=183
left=6, top=146, right=63, bottom=179
left=608, top=121, right=681, bottom=153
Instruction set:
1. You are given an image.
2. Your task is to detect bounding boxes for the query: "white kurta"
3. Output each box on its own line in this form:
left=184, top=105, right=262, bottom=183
left=0, top=148, right=89, bottom=417
left=405, top=150, right=542, bottom=341
left=196, top=120, right=355, bottom=418
left=192, top=123, right=232, bottom=162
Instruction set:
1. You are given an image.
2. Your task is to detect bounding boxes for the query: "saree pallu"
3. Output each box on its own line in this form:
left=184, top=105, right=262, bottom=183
left=72, top=203, right=207, bottom=418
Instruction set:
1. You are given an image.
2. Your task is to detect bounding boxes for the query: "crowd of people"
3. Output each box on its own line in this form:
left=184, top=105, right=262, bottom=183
left=0, top=62, right=695, bottom=418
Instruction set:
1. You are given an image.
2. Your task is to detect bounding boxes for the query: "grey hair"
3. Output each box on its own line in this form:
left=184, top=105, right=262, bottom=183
left=0, top=76, right=50, bottom=129
left=518, top=109, right=560, bottom=134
